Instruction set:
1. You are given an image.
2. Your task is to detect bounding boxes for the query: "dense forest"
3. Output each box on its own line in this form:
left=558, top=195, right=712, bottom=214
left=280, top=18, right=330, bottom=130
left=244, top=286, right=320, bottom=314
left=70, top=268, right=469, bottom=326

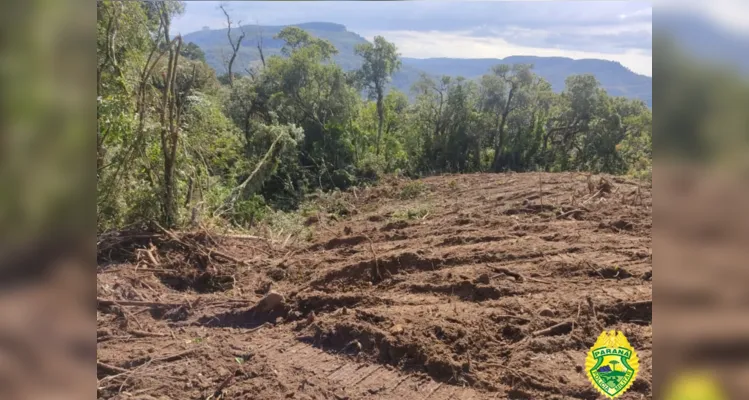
left=97, top=1, right=652, bottom=231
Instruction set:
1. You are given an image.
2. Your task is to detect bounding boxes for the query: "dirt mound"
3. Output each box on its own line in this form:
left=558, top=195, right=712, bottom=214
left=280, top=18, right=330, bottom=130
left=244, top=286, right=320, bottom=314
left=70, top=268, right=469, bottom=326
left=97, top=172, right=651, bottom=399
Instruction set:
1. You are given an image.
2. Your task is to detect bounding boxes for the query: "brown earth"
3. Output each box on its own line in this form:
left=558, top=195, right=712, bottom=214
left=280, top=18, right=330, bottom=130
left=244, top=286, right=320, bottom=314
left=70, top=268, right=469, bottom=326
left=97, top=172, right=652, bottom=400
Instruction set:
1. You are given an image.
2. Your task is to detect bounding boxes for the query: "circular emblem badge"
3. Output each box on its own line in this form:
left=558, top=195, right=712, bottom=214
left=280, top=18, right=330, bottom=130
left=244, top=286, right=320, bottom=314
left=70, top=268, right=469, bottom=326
left=585, top=330, right=639, bottom=398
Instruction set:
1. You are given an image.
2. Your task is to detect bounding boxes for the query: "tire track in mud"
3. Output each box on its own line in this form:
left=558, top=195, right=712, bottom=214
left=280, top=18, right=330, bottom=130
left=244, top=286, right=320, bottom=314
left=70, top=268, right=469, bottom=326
left=97, top=172, right=651, bottom=399
left=286, top=173, right=651, bottom=398
left=308, top=244, right=592, bottom=291
left=248, top=332, right=488, bottom=399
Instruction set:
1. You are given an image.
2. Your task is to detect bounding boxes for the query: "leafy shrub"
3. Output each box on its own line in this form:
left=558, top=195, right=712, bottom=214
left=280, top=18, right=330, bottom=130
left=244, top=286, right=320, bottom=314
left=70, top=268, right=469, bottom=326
left=356, top=153, right=385, bottom=183
left=229, top=195, right=267, bottom=228
left=398, top=181, right=428, bottom=200
left=331, top=168, right=357, bottom=190
left=262, top=209, right=313, bottom=243
left=301, top=189, right=352, bottom=218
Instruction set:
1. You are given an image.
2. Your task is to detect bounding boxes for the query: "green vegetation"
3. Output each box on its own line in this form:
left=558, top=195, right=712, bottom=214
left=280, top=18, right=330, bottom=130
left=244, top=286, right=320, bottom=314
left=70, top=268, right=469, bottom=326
left=97, top=1, right=652, bottom=232
left=391, top=205, right=431, bottom=221
left=398, top=181, right=429, bottom=200
left=183, top=22, right=652, bottom=106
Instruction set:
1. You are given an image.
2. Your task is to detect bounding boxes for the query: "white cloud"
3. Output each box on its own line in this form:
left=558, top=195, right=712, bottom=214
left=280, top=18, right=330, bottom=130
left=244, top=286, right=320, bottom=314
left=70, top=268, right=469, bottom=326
left=619, top=7, right=653, bottom=20
left=473, top=22, right=653, bottom=39
left=172, top=1, right=652, bottom=76
left=361, top=30, right=652, bottom=76
left=560, top=22, right=652, bottom=36
left=476, top=23, right=652, bottom=51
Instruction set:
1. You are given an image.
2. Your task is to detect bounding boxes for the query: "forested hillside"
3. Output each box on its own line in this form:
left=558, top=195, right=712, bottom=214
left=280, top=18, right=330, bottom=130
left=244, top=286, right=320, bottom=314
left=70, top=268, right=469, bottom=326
left=97, top=1, right=652, bottom=231
left=402, top=56, right=652, bottom=107
left=183, top=22, right=653, bottom=106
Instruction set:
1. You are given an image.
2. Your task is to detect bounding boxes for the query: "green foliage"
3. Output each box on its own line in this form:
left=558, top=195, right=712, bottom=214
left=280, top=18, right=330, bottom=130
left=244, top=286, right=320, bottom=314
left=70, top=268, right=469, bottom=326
left=354, top=36, right=401, bottom=98
left=355, top=152, right=386, bottom=183
left=354, top=36, right=401, bottom=156
left=398, top=181, right=428, bottom=200
left=300, top=188, right=355, bottom=218
left=392, top=205, right=431, bottom=221
left=229, top=195, right=267, bottom=228
left=98, top=12, right=652, bottom=233
left=181, top=42, right=206, bottom=62
left=331, top=169, right=357, bottom=190
left=277, top=26, right=338, bottom=59
left=262, top=208, right=313, bottom=242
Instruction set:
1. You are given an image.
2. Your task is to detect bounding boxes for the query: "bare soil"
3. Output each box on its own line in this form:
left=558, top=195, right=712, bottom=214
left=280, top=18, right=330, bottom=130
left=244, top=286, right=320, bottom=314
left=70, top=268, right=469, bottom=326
left=97, top=172, right=652, bottom=399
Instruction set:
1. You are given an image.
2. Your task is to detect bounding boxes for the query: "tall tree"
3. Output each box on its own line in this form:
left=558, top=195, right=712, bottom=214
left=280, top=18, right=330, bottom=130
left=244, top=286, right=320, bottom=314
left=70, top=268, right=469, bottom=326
left=355, top=37, right=401, bottom=155
left=219, top=3, right=245, bottom=87
left=545, top=74, right=600, bottom=170
left=156, top=2, right=184, bottom=227
left=483, top=64, right=534, bottom=171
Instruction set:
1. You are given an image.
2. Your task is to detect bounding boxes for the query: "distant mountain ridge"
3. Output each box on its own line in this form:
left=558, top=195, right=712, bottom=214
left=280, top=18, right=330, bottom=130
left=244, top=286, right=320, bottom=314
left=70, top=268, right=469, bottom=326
left=399, top=56, right=651, bottom=105
left=183, top=22, right=652, bottom=106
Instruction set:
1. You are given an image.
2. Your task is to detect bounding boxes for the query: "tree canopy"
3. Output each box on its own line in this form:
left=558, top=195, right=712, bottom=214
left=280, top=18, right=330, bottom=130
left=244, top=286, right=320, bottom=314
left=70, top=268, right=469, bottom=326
left=97, top=2, right=652, bottom=231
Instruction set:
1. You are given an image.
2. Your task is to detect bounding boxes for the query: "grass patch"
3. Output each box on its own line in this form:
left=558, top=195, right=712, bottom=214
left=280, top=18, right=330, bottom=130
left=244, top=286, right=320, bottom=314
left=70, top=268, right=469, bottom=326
left=261, top=209, right=314, bottom=244
left=300, top=189, right=355, bottom=218
left=398, top=181, right=428, bottom=200
left=391, top=205, right=431, bottom=221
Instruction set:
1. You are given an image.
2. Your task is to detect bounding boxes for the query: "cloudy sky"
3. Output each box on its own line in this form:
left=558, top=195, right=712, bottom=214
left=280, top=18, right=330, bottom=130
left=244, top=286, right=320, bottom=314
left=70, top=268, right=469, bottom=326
left=172, top=1, right=653, bottom=76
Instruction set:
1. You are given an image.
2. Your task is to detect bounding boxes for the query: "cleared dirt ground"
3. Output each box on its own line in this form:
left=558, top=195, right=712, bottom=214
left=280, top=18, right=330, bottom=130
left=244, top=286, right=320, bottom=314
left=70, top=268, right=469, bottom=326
left=97, top=172, right=652, bottom=399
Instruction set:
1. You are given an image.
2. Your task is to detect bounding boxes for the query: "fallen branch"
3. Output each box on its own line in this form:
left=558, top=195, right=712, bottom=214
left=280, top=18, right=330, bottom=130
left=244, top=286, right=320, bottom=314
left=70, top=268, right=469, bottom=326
left=151, top=349, right=196, bottom=364
left=572, top=301, right=582, bottom=331
left=129, top=329, right=168, bottom=338
left=625, top=300, right=652, bottom=308
left=97, top=361, right=129, bottom=375
left=97, top=298, right=182, bottom=308
left=215, top=233, right=268, bottom=241
left=97, top=335, right=132, bottom=343
left=532, top=321, right=573, bottom=336
left=556, top=209, right=584, bottom=220
left=153, top=222, right=183, bottom=243
left=223, top=132, right=288, bottom=212
left=209, top=368, right=240, bottom=399
left=136, top=247, right=159, bottom=266
left=584, top=261, right=605, bottom=279
left=585, top=296, right=603, bottom=330
left=581, top=189, right=603, bottom=205
left=247, top=322, right=271, bottom=333
left=209, top=249, right=248, bottom=265
left=122, top=306, right=144, bottom=330
left=121, top=349, right=198, bottom=374
left=365, top=234, right=385, bottom=282
left=132, top=267, right=171, bottom=273
left=489, top=266, right=524, bottom=282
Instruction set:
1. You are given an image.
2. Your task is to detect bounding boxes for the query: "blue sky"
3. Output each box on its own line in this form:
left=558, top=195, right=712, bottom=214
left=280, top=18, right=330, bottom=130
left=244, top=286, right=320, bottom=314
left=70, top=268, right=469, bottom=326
left=173, top=1, right=653, bottom=76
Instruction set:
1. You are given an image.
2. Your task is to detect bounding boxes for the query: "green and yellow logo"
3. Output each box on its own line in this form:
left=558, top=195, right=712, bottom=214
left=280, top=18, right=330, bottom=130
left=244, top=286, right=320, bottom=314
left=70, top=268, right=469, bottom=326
left=585, top=330, right=639, bottom=398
